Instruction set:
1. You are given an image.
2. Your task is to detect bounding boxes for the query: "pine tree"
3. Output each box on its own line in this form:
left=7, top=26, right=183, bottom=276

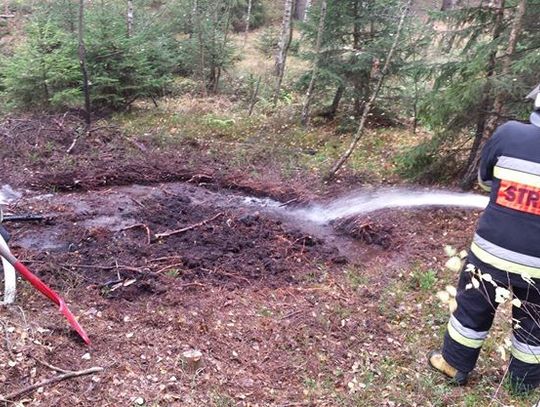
left=177, top=0, right=237, bottom=94
left=299, top=0, right=403, bottom=120
left=400, top=0, right=540, bottom=185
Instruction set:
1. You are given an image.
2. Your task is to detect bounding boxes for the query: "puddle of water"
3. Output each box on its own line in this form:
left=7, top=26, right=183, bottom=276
left=242, top=196, right=282, bottom=208
left=16, top=230, right=71, bottom=252
left=0, top=185, right=22, bottom=205
left=81, top=215, right=136, bottom=231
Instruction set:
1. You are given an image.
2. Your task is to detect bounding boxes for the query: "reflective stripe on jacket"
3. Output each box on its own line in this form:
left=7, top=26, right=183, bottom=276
left=474, top=121, right=540, bottom=277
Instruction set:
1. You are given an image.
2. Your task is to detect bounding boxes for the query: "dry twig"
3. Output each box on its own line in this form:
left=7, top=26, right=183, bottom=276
left=1, top=366, right=104, bottom=401
left=155, top=212, right=223, bottom=239
left=155, top=262, right=184, bottom=274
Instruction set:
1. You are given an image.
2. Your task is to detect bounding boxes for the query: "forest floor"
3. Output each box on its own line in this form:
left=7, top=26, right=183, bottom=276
left=0, top=109, right=537, bottom=407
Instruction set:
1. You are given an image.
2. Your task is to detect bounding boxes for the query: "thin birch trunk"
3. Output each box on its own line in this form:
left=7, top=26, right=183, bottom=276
left=303, top=0, right=312, bottom=21
left=243, top=0, right=252, bottom=46
left=127, top=0, right=134, bottom=37
left=327, top=0, right=413, bottom=179
left=78, top=0, right=91, bottom=127
left=274, top=0, right=294, bottom=106
left=301, top=0, right=327, bottom=126
left=193, top=0, right=207, bottom=96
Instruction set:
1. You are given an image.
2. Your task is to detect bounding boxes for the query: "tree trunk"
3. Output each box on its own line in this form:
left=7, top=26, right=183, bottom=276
left=325, top=84, right=345, bottom=119
left=273, top=0, right=294, bottom=105
left=193, top=0, right=207, bottom=96
left=327, top=0, right=413, bottom=180
left=243, top=0, right=252, bottom=46
left=78, top=0, right=91, bottom=127
left=248, top=76, right=261, bottom=116
left=460, top=0, right=505, bottom=190
left=303, top=0, right=312, bottom=21
left=352, top=1, right=364, bottom=116
left=489, top=0, right=525, bottom=122
left=214, top=0, right=233, bottom=93
left=441, top=0, right=460, bottom=10
left=127, top=0, right=134, bottom=37
left=295, top=0, right=311, bottom=21
left=301, top=0, right=327, bottom=126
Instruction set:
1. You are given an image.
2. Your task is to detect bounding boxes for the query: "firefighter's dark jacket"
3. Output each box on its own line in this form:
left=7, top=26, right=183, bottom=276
left=473, top=120, right=540, bottom=278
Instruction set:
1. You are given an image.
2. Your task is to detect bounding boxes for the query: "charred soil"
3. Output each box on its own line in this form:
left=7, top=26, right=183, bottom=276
left=0, top=114, right=488, bottom=406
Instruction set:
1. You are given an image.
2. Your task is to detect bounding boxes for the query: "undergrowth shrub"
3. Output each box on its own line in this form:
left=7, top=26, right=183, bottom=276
left=0, top=19, right=81, bottom=110
left=1, top=1, right=175, bottom=111
left=394, top=134, right=464, bottom=183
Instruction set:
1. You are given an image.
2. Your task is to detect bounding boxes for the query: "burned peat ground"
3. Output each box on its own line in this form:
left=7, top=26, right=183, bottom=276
left=0, top=181, right=486, bottom=406
left=0, top=115, right=528, bottom=406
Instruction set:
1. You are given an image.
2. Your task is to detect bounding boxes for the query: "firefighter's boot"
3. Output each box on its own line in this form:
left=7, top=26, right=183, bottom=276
left=428, top=350, right=468, bottom=385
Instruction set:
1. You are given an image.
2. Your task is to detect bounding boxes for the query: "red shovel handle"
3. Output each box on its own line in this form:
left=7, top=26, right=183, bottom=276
left=14, top=262, right=91, bottom=345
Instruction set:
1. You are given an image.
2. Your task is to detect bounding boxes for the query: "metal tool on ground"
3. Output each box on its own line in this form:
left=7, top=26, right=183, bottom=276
left=2, top=214, right=51, bottom=223
left=0, top=243, right=90, bottom=345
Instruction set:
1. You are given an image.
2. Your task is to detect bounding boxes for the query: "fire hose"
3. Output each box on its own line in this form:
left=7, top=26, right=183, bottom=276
left=0, top=211, right=90, bottom=345
left=0, top=233, right=16, bottom=304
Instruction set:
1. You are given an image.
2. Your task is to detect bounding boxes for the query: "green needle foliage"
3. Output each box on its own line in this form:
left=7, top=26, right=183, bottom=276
left=299, top=0, right=402, bottom=119
left=1, top=0, right=176, bottom=112
left=85, top=1, right=175, bottom=110
left=0, top=17, right=81, bottom=110
left=397, top=1, right=540, bottom=182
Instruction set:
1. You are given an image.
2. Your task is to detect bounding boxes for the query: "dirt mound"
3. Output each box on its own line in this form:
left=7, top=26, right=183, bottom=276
left=334, top=217, right=394, bottom=249
left=334, top=207, right=479, bottom=266
left=0, top=115, right=304, bottom=202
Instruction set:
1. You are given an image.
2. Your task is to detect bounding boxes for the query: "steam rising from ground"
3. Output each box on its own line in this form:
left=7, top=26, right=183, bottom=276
left=293, top=188, right=489, bottom=224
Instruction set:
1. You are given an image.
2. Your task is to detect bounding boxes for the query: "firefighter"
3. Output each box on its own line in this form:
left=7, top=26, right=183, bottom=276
left=429, top=86, right=540, bottom=392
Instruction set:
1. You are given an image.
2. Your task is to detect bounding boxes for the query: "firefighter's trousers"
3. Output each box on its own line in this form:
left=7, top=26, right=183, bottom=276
left=443, top=253, right=540, bottom=388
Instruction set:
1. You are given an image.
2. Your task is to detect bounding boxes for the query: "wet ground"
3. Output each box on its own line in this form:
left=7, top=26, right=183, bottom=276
left=0, top=114, right=483, bottom=406
left=0, top=180, right=481, bottom=406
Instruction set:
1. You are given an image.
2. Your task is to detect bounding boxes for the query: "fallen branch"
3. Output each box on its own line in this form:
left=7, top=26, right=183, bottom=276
left=155, top=262, right=184, bottom=274
left=1, top=366, right=104, bottom=401
left=279, top=198, right=299, bottom=207
left=33, top=358, right=72, bottom=374
left=155, top=213, right=223, bottom=239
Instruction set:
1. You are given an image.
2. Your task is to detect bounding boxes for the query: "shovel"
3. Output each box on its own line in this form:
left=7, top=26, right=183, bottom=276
left=0, top=243, right=91, bottom=345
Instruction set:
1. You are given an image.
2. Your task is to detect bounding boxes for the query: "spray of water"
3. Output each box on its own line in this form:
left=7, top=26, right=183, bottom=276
left=293, top=188, right=489, bottom=224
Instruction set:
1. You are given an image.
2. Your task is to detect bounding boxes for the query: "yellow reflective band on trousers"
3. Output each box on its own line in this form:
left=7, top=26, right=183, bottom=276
left=470, top=242, right=540, bottom=279
left=511, top=335, right=540, bottom=364
left=447, top=321, right=483, bottom=349
left=512, top=347, right=540, bottom=364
